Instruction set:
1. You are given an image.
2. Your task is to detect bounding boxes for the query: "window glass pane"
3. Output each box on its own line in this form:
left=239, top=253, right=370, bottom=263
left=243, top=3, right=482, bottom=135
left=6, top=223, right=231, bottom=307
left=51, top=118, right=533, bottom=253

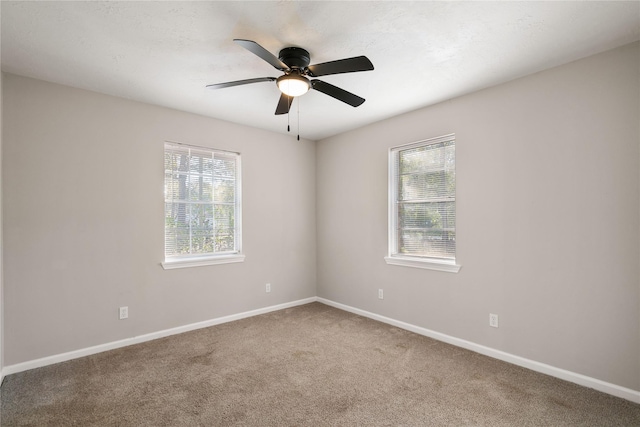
left=214, top=204, right=235, bottom=230
left=398, top=229, right=456, bottom=258
left=213, top=156, right=236, bottom=179
left=399, top=201, right=455, bottom=229
left=190, top=203, right=214, bottom=253
left=164, top=173, right=188, bottom=201
left=189, top=175, right=213, bottom=202
left=214, top=178, right=235, bottom=203
left=399, top=170, right=455, bottom=200
left=189, top=150, right=213, bottom=174
left=165, top=202, right=191, bottom=257
left=215, top=228, right=235, bottom=252
left=399, top=141, right=449, bottom=174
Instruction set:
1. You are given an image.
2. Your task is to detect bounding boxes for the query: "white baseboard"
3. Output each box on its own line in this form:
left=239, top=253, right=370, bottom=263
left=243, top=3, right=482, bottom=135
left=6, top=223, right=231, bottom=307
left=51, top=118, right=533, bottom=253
left=4, top=296, right=639, bottom=404
left=317, top=297, right=640, bottom=404
left=3, top=297, right=316, bottom=376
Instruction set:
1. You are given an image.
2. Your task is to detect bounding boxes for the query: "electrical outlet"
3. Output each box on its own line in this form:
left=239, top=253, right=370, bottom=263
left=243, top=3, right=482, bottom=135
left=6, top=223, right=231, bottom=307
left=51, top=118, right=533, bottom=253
left=489, top=313, right=499, bottom=328
left=378, top=289, right=384, bottom=299
left=119, top=306, right=128, bottom=320
left=266, top=283, right=271, bottom=293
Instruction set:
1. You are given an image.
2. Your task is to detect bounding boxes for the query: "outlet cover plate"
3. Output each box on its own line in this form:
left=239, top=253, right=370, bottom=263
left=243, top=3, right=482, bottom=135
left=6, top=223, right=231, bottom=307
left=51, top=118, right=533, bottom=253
left=489, top=313, right=499, bottom=328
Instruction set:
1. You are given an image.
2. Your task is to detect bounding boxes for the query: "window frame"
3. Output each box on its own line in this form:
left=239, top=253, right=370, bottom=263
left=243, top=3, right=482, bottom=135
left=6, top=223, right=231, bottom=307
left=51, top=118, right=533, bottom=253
left=385, top=134, right=461, bottom=273
left=161, top=141, right=244, bottom=270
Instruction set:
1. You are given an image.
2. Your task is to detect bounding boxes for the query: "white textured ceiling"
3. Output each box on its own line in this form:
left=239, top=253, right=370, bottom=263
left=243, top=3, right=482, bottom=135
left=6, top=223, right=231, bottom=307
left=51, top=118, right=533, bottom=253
left=2, top=1, right=639, bottom=141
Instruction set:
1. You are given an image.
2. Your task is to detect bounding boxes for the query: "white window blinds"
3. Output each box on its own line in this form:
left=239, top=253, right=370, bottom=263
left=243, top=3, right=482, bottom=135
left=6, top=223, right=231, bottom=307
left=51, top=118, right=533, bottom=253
left=390, top=134, right=456, bottom=261
left=164, top=142, right=241, bottom=260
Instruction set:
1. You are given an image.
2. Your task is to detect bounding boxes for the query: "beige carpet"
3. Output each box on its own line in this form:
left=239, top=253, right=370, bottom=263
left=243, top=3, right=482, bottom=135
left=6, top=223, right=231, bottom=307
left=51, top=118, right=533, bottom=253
left=1, top=302, right=639, bottom=426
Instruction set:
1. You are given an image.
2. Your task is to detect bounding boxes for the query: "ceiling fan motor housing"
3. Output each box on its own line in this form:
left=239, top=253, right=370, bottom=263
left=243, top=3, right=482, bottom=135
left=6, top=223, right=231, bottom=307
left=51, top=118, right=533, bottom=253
left=279, top=47, right=310, bottom=69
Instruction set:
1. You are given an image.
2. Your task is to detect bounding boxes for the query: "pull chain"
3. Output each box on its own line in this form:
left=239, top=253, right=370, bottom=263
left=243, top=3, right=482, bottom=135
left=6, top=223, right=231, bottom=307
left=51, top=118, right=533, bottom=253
left=283, top=96, right=300, bottom=140
left=297, top=96, right=300, bottom=141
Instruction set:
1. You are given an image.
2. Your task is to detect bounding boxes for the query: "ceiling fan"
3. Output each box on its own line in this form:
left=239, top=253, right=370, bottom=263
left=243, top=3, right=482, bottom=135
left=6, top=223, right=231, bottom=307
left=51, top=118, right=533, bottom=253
left=207, top=39, right=374, bottom=115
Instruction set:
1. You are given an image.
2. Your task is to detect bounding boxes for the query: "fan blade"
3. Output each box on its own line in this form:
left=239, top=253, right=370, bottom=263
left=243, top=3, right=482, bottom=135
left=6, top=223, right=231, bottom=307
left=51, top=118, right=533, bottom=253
left=234, top=39, right=288, bottom=71
left=206, top=77, right=276, bottom=90
left=307, top=56, right=374, bottom=77
left=311, top=80, right=365, bottom=107
left=275, top=93, right=293, bottom=115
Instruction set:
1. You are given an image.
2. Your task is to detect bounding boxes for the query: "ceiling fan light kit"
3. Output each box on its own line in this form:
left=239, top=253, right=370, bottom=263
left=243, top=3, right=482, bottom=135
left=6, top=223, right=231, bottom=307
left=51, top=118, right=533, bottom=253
left=207, top=39, right=374, bottom=117
left=276, top=73, right=310, bottom=97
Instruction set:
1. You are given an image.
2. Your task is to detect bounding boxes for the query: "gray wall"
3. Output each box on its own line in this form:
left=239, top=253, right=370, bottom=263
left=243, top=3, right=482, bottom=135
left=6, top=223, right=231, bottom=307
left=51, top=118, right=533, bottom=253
left=0, top=9, right=3, bottom=382
left=316, top=42, right=640, bottom=390
left=3, top=74, right=317, bottom=365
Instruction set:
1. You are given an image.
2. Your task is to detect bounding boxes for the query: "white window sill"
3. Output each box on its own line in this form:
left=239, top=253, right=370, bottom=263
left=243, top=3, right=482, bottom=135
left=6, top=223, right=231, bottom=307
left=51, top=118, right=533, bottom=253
left=161, top=254, right=245, bottom=270
left=384, top=256, right=461, bottom=273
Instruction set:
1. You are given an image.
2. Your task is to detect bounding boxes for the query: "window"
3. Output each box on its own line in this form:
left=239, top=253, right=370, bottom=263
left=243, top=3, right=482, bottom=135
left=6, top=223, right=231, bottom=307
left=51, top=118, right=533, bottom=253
left=386, top=134, right=460, bottom=272
left=162, top=142, right=244, bottom=269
